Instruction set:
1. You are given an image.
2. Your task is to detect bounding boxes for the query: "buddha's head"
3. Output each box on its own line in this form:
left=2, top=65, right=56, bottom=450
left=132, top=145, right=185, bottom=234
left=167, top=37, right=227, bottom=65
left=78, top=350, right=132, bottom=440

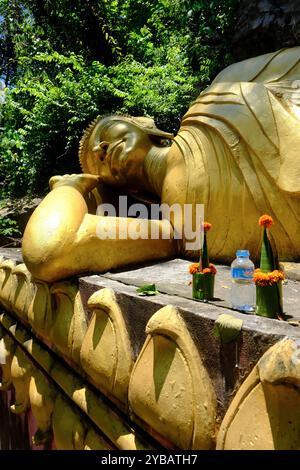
left=79, top=115, right=173, bottom=189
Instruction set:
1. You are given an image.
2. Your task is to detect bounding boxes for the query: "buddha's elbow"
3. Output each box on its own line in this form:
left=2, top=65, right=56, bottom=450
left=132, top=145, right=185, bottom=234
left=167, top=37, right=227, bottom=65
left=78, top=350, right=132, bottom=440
left=22, top=255, right=61, bottom=283
left=22, top=248, right=64, bottom=283
left=22, top=227, right=75, bottom=283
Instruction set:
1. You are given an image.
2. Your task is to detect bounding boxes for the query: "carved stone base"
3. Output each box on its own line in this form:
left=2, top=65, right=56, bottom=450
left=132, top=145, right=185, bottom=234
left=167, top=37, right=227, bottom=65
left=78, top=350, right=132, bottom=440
left=1, top=250, right=300, bottom=450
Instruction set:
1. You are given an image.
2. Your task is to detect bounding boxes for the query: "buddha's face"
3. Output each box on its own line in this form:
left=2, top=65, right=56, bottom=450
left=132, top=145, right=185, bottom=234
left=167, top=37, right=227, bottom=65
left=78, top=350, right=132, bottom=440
left=89, top=120, right=152, bottom=187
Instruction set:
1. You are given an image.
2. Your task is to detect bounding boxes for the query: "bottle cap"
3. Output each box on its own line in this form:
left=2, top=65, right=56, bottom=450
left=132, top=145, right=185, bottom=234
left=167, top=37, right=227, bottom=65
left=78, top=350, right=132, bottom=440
left=236, top=249, right=250, bottom=257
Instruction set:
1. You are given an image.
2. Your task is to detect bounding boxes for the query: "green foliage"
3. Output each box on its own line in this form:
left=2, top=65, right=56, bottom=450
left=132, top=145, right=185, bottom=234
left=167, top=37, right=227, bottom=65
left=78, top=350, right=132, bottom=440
left=20, top=0, right=121, bottom=64
left=0, top=216, right=20, bottom=237
left=0, top=53, right=197, bottom=195
left=213, top=314, right=243, bottom=344
left=115, top=0, right=239, bottom=87
left=136, top=284, right=159, bottom=296
left=0, top=0, right=240, bottom=197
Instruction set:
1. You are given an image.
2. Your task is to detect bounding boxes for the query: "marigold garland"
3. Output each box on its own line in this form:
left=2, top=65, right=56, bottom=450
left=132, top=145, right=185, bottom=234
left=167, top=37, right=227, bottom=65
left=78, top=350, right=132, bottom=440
left=189, top=263, right=199, bottom=274
left=189, top=263, right=217, bottom=275
left=258, top=214, right=274, bottom=228
left=253, top=268, right=285, bottom=287
left=203, top=222, right=212, bottom=232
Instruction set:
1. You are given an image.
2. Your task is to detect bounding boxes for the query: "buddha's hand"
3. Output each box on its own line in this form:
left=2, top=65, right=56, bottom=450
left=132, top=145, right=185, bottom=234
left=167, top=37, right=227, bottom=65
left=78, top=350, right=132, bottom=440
left=49, top=173, right=101, bottom=195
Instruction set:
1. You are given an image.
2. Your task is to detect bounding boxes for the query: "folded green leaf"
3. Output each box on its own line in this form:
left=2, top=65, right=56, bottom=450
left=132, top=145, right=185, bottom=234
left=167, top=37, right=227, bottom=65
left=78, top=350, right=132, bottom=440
left=213, top=314, right=243, bottom=344
left=136, top=284, right=159, bottom=296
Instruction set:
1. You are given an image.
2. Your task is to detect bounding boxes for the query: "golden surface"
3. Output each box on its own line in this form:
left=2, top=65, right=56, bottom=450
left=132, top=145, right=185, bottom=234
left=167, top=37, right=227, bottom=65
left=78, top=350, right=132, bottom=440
left=0, top=314, right=114, bottom=449
left=80, top=288, right=133, bottom=406
left=0, top=259, right=17, bottom=311
left=51, top=282, right=87, bottom=362
left=129, top=305, right=216, bottom=449
left=52, top=395, right=87, bottom=450
left=1, top=265, right=215, bottom=448
left=0, top=310, right=153, bottom=450
left=3, top=257, right=300, bottom=449
left=0, top=328, right=16, bottom=391
left=28, top=279, right=52, bottom=340
left=10, top=346, right=32, bottom=414
left=22, top=47, right=300, bottom=282
left=29, top=368, right=56, bottom=445
left=11, top=264, right=35, bottom=322
left=217, top=338, right=300, bottom=450
left=84, top=429, right=113, bottom=450
left=23, top=178, right=176, bottom=282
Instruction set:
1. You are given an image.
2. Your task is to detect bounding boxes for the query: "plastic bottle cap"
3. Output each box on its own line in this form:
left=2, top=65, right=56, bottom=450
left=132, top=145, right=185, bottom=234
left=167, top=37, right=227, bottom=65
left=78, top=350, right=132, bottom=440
left=236, top=249, right=250, bottom=257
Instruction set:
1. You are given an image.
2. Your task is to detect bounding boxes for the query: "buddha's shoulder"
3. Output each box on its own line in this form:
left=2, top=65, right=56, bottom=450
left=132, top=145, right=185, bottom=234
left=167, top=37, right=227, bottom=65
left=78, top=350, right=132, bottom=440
left=211, top=47, right=300, bottom=86
left=161, top=147, right=187, bottom=207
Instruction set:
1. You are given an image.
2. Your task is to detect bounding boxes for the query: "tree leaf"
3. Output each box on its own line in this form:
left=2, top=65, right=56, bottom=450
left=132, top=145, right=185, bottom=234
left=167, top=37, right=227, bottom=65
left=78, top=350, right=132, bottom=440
left=213, top=313, right=243, bottom=344
left=136, top=284, right=159, bottom=296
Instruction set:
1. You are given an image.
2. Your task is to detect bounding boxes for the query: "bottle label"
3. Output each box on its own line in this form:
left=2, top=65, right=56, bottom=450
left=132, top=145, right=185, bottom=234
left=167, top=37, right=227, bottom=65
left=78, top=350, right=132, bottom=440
left=231, top=267, right=254, bottom=280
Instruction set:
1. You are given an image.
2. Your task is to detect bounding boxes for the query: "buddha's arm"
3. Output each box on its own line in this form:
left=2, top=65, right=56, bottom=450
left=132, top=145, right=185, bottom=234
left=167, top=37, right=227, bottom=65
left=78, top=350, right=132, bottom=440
left=22, top=174, right=176, bottom=282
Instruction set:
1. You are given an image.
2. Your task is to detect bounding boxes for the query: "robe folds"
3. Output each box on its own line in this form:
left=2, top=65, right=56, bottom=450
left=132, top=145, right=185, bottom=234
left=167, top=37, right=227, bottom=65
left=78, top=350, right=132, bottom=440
left=176, top=47, right=300, bottom=262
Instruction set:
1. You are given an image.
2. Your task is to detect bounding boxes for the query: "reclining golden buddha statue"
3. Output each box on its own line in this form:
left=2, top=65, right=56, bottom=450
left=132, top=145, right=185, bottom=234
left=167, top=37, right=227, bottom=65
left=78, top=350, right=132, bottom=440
left=23, top=46, right=300, bottom=282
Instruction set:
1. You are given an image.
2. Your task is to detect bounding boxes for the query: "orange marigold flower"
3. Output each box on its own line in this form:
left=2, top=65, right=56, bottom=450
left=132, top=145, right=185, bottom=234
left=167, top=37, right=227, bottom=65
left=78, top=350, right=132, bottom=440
left=203, top=222, right=212, bottom=232
left=189, top=262, right=217, bottom=275
left=258, top=215, right=274, bottom=228
left=253, top=268, right=284, bottom=286
left=189, top=263, right=199, bottom=274
left=202, top=268, right=211, bottom=274
left=209, top=263, right=217, bottom=274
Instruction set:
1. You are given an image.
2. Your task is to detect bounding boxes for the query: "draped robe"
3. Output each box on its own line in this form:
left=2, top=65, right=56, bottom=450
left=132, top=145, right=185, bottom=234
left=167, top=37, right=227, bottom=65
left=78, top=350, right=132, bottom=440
left=175, top=47, right=300, bottom=262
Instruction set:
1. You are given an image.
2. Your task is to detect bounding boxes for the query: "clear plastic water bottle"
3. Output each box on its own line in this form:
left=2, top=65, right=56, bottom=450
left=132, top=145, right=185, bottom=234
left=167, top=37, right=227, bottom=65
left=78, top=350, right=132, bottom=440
left=230, top=250, right=255, bottom=312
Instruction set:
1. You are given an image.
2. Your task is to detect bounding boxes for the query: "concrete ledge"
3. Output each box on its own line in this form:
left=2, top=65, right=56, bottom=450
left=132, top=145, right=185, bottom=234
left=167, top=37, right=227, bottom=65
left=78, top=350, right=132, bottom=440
left=280, top=262, right=300, bottom=282
left=79, top=273, right=300, bottom=417
left=102, top=258, right=300, bottom=321
left=0, top=248, right=23, bottom=264
left=2, top=249, right=300, bottom=421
